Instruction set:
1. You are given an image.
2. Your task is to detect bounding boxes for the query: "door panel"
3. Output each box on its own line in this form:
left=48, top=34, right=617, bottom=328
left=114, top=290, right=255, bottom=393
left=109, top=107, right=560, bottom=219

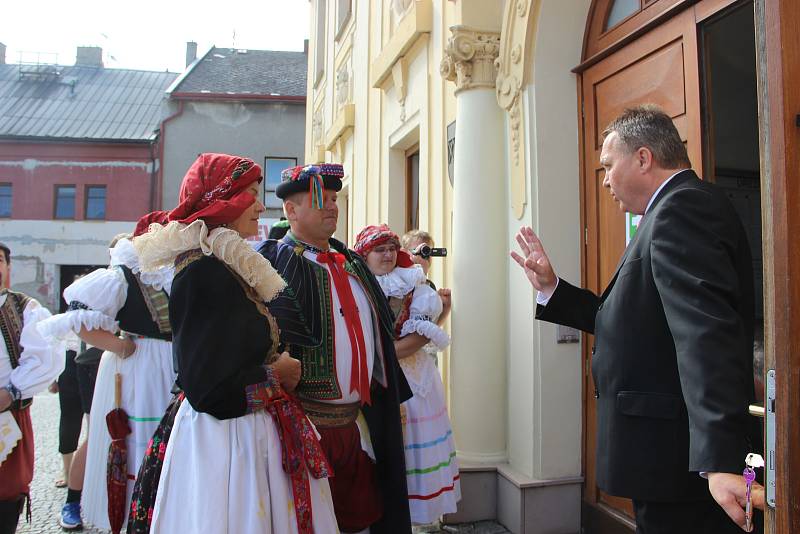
left=580, top=6, right=703, bottom=522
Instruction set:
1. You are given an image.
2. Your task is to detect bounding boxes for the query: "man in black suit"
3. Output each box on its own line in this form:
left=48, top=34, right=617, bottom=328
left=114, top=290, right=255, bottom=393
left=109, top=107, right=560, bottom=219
left=511, top=105, right=762, bottom=533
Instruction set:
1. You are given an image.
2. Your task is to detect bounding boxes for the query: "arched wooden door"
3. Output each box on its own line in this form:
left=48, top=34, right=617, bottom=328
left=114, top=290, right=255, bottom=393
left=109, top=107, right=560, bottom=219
left=576, top=0, right=742, bottom=529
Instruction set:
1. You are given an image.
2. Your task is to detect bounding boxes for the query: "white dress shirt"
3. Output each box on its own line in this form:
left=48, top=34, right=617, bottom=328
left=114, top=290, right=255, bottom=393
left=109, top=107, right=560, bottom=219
left=1, top=294, right=63, bottom=399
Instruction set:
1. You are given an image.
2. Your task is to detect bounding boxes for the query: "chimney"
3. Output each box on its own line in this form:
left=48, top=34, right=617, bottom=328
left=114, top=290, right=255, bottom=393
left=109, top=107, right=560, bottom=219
left=185, top=41, right=197, bottom=67
left=0, top=43, right=5, bottom=65
left=303, top=39, right=309, bottom=54
left=75, top=46, right=103, bottom=67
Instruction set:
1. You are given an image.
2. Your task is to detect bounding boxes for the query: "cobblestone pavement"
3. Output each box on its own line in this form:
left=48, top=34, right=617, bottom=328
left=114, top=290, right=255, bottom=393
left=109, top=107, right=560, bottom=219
left=425, top=521, right=510, bottom=533
left=17, top=392, right=106, bottom=534
left=17, top=392, right=507, bottom=534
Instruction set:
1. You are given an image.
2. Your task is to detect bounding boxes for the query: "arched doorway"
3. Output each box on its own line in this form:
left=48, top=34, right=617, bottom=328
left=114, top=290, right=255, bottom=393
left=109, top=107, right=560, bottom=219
left=575, top=0, right=771, bottom=531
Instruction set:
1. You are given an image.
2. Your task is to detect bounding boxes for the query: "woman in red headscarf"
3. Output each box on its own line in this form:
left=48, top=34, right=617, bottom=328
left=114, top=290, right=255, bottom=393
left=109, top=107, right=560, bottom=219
left=355, top=224, right=460, bottom=527
left=129, top=154, right=337, bottom=534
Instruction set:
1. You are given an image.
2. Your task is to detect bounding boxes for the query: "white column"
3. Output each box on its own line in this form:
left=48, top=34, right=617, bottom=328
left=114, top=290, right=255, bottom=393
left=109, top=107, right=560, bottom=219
left=441, top=26, right=507, bottom=463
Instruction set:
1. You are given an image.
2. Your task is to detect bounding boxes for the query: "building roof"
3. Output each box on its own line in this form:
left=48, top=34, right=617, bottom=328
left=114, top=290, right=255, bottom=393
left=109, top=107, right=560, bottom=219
left=0, top=64, right=178, bottom=141
left=170, top=47, right=307, bottom=99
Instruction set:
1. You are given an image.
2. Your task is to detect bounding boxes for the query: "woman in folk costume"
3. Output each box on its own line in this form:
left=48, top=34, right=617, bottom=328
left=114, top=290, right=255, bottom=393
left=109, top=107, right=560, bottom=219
left=131, top=153, right=337, bottom=534
left=355, top=225, right=461, bottom=526
left=37, top=230, right=175, bottom=531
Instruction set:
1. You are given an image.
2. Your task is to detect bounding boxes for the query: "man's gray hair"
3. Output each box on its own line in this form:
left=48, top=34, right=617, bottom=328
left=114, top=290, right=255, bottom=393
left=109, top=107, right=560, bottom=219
left=401, top=229, right=433, bottom=249
left=603, top=104, right=691, bottom=169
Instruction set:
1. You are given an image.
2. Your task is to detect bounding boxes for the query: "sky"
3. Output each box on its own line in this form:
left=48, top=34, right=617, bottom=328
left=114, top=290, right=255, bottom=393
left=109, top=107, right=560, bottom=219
left=1, top=0, right=310, bottom=73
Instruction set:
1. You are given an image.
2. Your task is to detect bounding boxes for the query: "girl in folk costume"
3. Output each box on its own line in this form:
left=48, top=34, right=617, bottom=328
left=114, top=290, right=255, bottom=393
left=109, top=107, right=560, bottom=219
left=38, top=230, right=176, bottom=531
left=355, top=225, right=460, bottom=525
left=131, top=153, right=337, bottom=534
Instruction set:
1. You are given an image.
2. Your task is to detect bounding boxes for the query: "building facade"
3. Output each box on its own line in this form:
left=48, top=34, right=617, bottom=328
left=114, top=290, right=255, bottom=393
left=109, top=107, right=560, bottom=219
left=0, top=46, right=177, bottom=311
left=160, top=45, right=308, bottom=240
left=306, top=1, right=800, bottom=533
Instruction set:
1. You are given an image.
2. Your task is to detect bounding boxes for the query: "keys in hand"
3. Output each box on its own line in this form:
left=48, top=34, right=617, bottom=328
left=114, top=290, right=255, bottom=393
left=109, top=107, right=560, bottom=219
left=743, top=453, right=764, bottom=532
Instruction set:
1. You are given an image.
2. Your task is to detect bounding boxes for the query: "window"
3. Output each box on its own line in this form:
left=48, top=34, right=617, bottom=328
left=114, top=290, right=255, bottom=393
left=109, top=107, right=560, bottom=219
left=406, top=148, right=420, bottom=232
left=447, top=121, right=456, bottom=186
left=265, top=157, right=297, bottom=219
left=54, top=185, right=76, bottom=219
left=335, top=187, right=349, bottom=245
left=335, top=0, right=352, bottom=39
left=314, top=0, right=327, bottom=86
left=0, top=184, right=11, bottom=218
left=604, top=0, right=641, bottom=31
left=85, top=185, right=106, bottom=220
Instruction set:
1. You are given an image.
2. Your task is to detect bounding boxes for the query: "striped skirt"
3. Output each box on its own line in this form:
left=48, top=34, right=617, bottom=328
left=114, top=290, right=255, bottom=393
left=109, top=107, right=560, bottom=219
left=400, top=352, right=461, bottom=524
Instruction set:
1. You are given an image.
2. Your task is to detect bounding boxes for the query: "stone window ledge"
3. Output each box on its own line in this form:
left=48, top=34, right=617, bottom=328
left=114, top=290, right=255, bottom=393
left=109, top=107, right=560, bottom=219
left=370, top=0, right=433, bottom=88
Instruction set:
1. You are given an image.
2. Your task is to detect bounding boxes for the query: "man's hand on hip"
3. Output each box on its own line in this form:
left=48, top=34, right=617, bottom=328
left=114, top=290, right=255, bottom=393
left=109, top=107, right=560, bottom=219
left=708, top=471, right=764, bottom=531
left=510, top=226, right=558, bottom=296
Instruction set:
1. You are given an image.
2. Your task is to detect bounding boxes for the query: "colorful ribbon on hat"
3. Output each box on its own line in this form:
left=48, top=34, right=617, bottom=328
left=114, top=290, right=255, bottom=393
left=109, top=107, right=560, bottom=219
left=281, top=164, right=345, bottom=209
left=309, top=172, right=324, bottom=209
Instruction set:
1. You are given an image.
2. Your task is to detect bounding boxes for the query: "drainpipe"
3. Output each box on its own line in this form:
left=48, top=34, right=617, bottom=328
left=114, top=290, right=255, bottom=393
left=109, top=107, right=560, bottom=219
left=149, top=136, right=159, bottom=212
left=156, top=100, right=185, bottom=210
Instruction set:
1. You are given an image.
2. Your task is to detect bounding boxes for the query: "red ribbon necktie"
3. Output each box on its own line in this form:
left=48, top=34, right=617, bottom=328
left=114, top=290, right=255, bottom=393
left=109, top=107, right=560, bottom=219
left=316, top=251, right=371, bottom=405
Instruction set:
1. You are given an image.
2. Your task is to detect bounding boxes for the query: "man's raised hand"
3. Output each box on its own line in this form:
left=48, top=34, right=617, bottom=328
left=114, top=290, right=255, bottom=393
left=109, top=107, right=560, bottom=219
left=510, top=226, right=558, bottom=296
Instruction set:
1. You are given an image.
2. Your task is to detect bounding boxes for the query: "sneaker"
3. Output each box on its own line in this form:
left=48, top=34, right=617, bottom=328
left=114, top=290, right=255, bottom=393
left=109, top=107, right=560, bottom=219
left=59, top=502, right=83, bottom=531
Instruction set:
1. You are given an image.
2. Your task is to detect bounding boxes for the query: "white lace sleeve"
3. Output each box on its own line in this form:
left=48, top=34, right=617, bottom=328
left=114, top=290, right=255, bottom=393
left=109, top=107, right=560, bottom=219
left=11, top=300, right=65, bottom=398
left=399, top=284, right=449, bottom=350
left=37, top=267, right=127, bottom=341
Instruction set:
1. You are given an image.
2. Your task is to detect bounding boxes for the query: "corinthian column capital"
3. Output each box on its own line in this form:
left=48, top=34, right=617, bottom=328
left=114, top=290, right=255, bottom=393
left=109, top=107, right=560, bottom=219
left=440, top=26, right=501, bottom=94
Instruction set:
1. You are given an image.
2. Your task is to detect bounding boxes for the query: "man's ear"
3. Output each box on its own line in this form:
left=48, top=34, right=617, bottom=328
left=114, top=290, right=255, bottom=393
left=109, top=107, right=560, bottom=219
left=283, top=200, right=296, bottom=221
left=637, top=147, right=654, bottom=172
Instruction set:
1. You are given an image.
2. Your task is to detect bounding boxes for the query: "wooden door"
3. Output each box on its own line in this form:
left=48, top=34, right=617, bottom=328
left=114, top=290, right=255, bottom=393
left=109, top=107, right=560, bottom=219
left=755, top=1, right=800, bottom=532
left=579, top=6, right=703, bottom=525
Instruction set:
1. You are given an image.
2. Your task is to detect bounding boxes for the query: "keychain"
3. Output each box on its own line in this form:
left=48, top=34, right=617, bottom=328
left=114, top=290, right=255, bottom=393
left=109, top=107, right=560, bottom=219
left=744, top=453, right=764, bottom=532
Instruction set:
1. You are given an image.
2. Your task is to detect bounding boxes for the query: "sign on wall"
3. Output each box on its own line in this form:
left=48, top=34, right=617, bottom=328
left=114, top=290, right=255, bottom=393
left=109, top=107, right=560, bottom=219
left=626, top=212, right=642, bottom=245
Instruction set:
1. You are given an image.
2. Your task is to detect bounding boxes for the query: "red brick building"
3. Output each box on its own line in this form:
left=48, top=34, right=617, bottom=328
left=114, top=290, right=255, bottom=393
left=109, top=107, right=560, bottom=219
left=0, top=44, right=178, bottom=310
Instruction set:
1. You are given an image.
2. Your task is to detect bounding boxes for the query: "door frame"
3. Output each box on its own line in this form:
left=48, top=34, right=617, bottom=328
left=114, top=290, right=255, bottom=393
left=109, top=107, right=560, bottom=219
left=754, top=1, right=800, bottom=532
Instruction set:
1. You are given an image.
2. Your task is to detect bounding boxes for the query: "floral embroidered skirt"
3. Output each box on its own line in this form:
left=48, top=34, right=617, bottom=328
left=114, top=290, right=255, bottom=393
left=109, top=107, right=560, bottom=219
left=148, top=398, right=338, bottom=533
left=127, top=393, right=183, bottom=534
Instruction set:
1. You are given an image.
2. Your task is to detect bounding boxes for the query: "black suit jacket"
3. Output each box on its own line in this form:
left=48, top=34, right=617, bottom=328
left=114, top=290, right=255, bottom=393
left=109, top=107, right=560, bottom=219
left=538, top=170, right=758, bottom=502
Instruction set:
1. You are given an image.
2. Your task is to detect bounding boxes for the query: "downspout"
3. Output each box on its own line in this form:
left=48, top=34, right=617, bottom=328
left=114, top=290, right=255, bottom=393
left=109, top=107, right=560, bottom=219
left=148, top=135, right=159, bottom=211
left=156, top=100, right=185, bottom=210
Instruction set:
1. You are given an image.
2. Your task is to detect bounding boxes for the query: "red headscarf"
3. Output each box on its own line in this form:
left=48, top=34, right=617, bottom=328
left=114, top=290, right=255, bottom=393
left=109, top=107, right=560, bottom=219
left=354, top=224, right=413, bottom=267
left=135, top=153, right=263, bottom=235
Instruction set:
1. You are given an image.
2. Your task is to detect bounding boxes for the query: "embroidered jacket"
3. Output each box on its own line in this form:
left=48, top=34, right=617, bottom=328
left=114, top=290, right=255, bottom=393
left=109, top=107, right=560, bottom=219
left=258, top=234, right=413, bottom=533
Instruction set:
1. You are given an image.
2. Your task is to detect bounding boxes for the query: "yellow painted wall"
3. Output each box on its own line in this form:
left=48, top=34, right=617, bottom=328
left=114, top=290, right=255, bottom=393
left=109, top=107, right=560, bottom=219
left=304, top=0, right=460, bottom=391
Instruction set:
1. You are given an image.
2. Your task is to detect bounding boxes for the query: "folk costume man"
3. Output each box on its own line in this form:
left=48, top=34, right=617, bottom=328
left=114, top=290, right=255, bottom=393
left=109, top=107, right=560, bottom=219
left=512, top=106, right=761, bottom=533
left=0, top=242, right=63, bottom=534
left=258, top=164, right=413, bottom=534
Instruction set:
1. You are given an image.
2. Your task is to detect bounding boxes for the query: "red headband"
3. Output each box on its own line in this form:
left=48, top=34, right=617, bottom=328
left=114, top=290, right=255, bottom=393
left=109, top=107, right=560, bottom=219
left=354, top=224, right=413, bottom=267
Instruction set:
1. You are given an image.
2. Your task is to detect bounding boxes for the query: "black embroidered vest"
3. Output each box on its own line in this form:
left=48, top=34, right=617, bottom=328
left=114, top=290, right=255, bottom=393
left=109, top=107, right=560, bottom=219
left=116, top=266, right=172, bottom=341
left=0, top=290, right=31, bottom=370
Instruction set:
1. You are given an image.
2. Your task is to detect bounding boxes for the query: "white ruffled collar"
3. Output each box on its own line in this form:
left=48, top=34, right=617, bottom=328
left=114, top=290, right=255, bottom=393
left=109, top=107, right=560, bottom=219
left=109, top=237, right=174, bottom=292
left=376, top=264, right=426, bottom=298
left=133, top=220, right=286, bottom=303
